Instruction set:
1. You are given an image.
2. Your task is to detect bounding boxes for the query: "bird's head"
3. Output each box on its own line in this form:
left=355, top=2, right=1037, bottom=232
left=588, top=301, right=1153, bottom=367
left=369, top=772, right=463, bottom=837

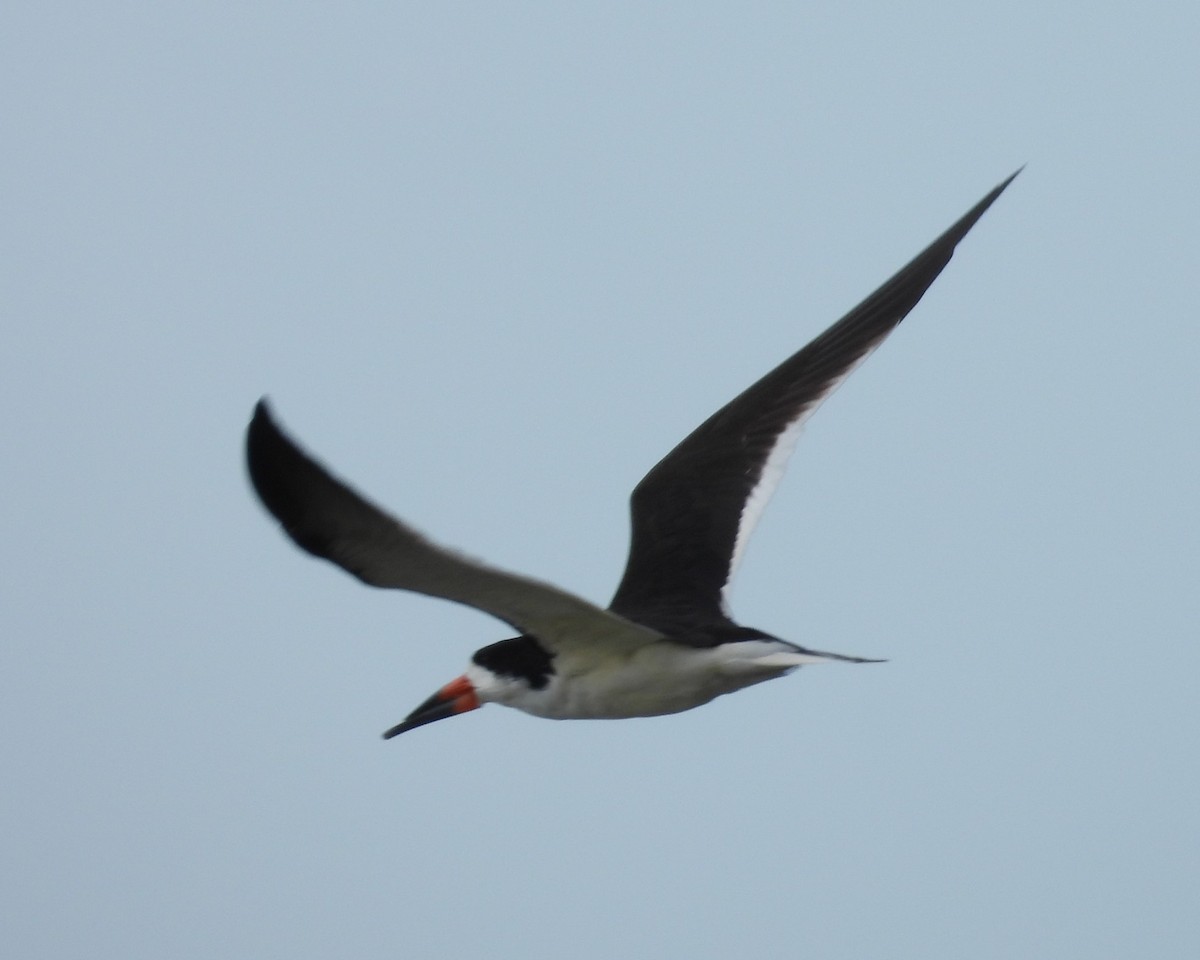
left=382, top=636, right=555, bottom=738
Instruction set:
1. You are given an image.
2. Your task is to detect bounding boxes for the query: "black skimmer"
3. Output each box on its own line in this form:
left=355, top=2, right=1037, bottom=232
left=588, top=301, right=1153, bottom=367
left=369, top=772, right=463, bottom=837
left=246, top=172, right=1017, bottom=738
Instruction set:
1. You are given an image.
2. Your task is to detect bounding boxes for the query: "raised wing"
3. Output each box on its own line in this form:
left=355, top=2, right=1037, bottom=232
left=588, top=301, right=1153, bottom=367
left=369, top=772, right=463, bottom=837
left=246, top=401, right=662, bottom=653
left=608, top=172, right=1018, bottom=625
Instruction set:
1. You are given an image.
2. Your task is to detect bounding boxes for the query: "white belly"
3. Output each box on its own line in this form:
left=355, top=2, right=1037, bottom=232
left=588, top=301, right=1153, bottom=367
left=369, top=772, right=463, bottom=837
left=481, top=639, right=825, bottom=721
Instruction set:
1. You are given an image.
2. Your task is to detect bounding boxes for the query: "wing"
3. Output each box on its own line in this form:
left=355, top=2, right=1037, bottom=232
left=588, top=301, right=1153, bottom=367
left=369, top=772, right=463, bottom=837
left=246, top=401, right=662, bottom=653
left=609, top=171, right=1018, bottom=624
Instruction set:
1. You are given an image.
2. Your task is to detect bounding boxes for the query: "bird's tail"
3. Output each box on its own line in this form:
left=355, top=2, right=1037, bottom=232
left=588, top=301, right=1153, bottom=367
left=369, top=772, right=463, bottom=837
left=767, top=645, right=886, bottom=667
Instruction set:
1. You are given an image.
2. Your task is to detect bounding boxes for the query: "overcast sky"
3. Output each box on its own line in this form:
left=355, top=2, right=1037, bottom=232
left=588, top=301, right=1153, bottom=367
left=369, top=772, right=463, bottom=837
left=4, top=3, right=1197, bottom=958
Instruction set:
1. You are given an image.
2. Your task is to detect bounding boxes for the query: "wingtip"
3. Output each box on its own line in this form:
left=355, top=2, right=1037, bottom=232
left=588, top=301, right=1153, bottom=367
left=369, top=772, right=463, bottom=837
left=998, top=165, right=1025, bottom=190
left=246, top=399, right=280, bottom=465
left=251, top=396, right=274, bottom=424
left=920, top=167, right=1021, bottom=259
left=970, top=166, right=1022, bottom=217
left=244, top=396, right=305, bottom=528
left=983, top=166, right=1023, bottom=206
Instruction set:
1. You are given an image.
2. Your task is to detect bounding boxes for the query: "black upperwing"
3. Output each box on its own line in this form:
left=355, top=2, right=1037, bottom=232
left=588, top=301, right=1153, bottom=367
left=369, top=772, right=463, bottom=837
left=246, top=401, right=663, bottom=652
left=608, top=172, right=1019, bottom=629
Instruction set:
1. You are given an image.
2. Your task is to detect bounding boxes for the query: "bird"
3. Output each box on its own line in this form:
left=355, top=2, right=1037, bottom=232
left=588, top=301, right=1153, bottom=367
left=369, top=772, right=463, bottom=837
left=246, top=171, right=1017, bottom=739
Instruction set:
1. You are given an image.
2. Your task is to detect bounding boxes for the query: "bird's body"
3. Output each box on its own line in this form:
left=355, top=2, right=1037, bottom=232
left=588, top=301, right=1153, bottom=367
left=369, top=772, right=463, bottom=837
left=468, top=632, right=843, bottom=722
left=246, top=172, right=1017, bottom=738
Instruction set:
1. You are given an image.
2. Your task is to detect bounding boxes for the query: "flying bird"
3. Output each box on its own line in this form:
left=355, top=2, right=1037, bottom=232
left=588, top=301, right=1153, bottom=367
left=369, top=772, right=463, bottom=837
left=246, top=172, right=1017, bottom=738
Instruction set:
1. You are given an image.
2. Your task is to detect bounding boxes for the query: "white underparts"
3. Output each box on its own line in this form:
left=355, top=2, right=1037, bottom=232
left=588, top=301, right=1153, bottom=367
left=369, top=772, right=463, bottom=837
left=468, top=639, right=846, bottom=722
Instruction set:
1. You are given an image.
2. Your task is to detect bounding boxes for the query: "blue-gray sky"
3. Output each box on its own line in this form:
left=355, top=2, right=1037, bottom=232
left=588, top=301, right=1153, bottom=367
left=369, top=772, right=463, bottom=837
left=4, top=3, right=1197, bottom=958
